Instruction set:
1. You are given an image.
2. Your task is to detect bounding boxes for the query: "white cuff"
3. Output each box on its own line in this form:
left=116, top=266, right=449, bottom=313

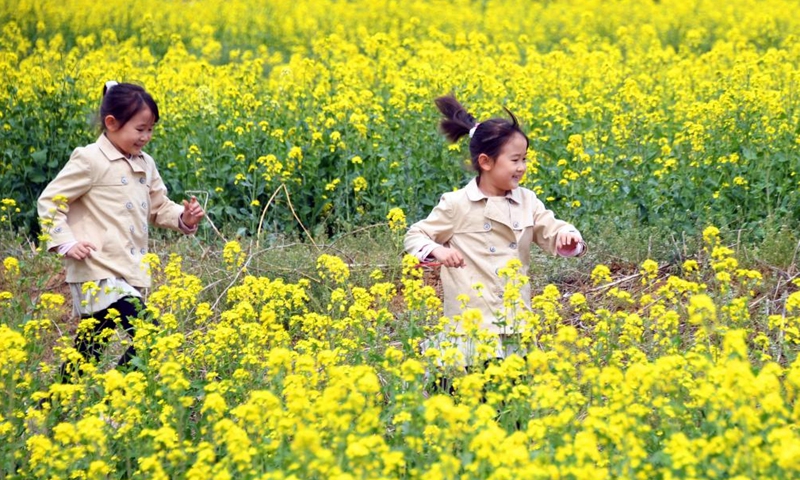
left=57, top=241, right=78, bottom=255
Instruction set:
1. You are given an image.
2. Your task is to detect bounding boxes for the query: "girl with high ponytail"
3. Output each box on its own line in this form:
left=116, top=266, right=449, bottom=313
left=405, top=95, right=586, bottom=376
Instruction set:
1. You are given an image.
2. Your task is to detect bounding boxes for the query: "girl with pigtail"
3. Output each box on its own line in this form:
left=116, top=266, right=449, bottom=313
left=405, top=95, right=586, bottom=373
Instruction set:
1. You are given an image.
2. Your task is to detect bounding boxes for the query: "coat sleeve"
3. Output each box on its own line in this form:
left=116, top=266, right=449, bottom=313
left=146, top=160, right=185, bottom=232
left=404, top=194, right=456, bottom=260
left=530, top=194, right=577, bottom=256
left=37, top=148, right=93, bottom=250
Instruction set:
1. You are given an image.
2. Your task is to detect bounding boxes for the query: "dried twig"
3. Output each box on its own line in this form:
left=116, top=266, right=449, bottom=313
left=256, top=184, right=319, bottom=252
left=185, top=190, right=227, bottom=243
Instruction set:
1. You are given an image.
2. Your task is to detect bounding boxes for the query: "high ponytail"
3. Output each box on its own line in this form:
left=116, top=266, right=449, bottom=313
left=435, top=95, right=477, bottom=143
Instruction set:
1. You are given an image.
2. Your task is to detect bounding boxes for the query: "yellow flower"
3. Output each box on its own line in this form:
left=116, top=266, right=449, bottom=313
left=640, top=259, right=659, bottom=284
left=38, top=293, right=65, bottom=310
left=223, top=240, right=245, bottom=270
left=688, top=293, right=717, bottom=326
left=683, top=259, right=699, bottom=274
left=3, top=257, right=19, bottom=276
left=141, top=253, right=161, bottom=274
left=316, top=253, right=350, bottom=284
left=386, top=207, right=407, bottom=232
left=288, top=146, right=303, bottom=160
left=703, top=225, right=720, bottom=246
left=591, top=264, right=612, bottom=285
left=352, top=176, right=368, bottom=193
left=0, top=291, right=12, bottom=306
left=369, top=268, right=384, bottom=280
left=325, top=178, right=341, bottom=191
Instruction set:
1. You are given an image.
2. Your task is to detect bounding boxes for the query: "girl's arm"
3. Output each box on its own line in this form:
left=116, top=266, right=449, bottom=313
left=530, top=194, right=583, bottom=256
left=37, top=150, right=94, bottom=251
left=146, top=160, right=190, bottom=232
left=404, top=194, right=457, bottom=261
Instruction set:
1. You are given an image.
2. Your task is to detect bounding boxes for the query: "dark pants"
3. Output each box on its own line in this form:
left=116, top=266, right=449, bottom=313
left=60, top=296, right=152, bottom=381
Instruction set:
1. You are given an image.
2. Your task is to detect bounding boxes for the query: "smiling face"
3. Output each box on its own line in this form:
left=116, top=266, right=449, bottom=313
left=104, top=106, right=156, bottom=157
left=476, top=131, right=528, bottom=196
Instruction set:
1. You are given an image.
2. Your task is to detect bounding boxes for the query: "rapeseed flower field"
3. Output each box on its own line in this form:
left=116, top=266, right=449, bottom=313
left=3, top=0, right=800, bottom=234
left=2, top=0, right=800, bottom=478
left=3, top=224, right=800, bottom=478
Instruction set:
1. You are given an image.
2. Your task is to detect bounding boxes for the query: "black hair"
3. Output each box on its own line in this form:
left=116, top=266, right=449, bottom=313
left=99, top=82, right=159, bottom=129
left=434, top=95, right=528, bottom=173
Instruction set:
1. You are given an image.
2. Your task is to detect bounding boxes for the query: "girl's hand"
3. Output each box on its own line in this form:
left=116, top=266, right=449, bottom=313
left=556, top=229, right=585, bottom=257
left=431, top=246, right=466, bottom=268
left=181, top=196, right=205, bottom=228
left=66, top=241, right=97, bottom=260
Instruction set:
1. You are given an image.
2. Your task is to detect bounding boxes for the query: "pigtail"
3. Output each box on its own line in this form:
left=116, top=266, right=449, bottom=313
left=434, top=95, right=477, bottom=143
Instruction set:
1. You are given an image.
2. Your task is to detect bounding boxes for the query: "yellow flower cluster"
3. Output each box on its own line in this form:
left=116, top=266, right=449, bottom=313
left=4, top=0, right=800, bottom=233
left=2, top=0, right=800, bottom=475
left=0, top=228, right=799, bottom=477
left=386, top=207, right=407, bottom=233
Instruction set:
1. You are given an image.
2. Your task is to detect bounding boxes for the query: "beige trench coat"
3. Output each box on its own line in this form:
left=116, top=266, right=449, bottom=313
left=37, top=134, right=186, bottom=288
left=405, top=177, right=578, bottom=334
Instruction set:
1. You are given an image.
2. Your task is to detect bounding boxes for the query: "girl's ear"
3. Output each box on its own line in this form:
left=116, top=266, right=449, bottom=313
left=104, top=115, right=120, bottom=132
left=477, top=153, right=494, bottom=172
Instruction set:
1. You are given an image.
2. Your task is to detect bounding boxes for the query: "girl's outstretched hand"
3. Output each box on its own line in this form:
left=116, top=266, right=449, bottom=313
left=556, top=229, right=585, bottom=257
left=431, top=246, right=466, bottom=268
left=66, top=241, right=97, bottom=260
left=181, top=196, right=206, bottom=228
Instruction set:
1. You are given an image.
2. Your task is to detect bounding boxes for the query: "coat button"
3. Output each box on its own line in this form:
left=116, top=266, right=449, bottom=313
left=489, top=246, right=496, bottom=253
left=54, top=226, right=62, bottom=233
left=126, top=202, right=133, bottom=209
left=129, top=225, right=135, bottom=233
left=483, top=222, right=491, bottom=231
left=130, top=248, right=136, bottom=255
left=121, top=176, right=128, bottom=185
left=140, top=248, right=146, bottom=255
left=141, top=201, right=147, bottom=209
left=513, top=221, right=520, bottom=228
left=509, top=242, right=517, bottom=249
left=139, top=178, right=146, bottom=184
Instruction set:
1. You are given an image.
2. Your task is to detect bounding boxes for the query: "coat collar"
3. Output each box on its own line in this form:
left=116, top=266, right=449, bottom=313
left=97, top=134, right=146, bottom=173
left=464, top=177, right=522, bottom=204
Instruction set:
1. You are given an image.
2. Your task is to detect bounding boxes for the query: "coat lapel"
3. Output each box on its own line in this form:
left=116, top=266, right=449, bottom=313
left=98, top=134, right=146, bottom=173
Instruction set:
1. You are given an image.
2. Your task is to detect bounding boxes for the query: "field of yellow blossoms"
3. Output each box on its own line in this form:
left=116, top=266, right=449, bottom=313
left=2, top=0, right=800, bottom=478
left=3, top=0, right=800, bottom=235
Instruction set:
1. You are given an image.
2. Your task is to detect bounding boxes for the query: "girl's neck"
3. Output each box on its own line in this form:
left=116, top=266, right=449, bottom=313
left=104, top=132, right=133, bottom=159
left=476, top=176, right=508, bottom=197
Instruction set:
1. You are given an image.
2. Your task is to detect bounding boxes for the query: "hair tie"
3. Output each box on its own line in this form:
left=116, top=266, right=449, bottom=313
left=468, top=122, right=481, bottom=138
left=104, top=80, right=119, bottom=94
